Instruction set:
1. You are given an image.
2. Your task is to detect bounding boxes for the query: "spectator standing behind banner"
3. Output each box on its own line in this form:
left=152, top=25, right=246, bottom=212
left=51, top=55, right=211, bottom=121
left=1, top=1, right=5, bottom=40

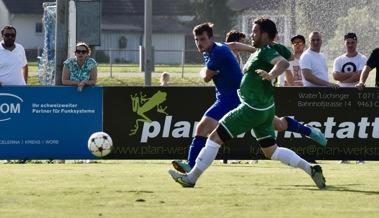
left=300, top=32, right=339, bottom=89
left=62, top=42, right=98, bottom=92
left=281, top=35, right=306, bottom=87
left=160, top=72, right=170, bottom=86
left=0, top=25, right=28, bottom=87
left=0, top=25, right=28, bottom=164
left=61, top=42, right=97, bottom=164
left=356, top=48, right=379, bottom=90
left=333, top=32, right=367, bottom=164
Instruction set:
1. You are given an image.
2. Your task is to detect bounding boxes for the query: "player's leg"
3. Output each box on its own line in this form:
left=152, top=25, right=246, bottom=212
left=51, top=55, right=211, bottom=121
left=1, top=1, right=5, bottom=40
left=172, top=95, right=240, bottom=172
left=168, top=125, right=225, bottom=187
left=169, top=104, right=248, bottom=187
left=187, top=116, right=218, bottom=167
left=273, top=116, right=327, bottom=146
left=256, top=121, right=325, bottom=189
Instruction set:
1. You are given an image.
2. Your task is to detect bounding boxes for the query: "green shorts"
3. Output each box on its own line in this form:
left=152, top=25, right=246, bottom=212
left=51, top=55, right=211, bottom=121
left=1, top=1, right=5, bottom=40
left=219, top=103, right=275, bottom=140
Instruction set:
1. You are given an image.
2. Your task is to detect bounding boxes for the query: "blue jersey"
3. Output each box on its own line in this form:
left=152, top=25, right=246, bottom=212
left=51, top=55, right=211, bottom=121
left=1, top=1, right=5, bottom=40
left=204, top=42, right=243, bottom=99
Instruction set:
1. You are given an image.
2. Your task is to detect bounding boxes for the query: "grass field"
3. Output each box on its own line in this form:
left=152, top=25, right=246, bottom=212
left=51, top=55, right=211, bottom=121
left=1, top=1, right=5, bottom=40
left=1, top=160, right=378, bottom=218
left=27, top=62, right=377, bottom=87
left=11, top=63, right=379, bottom=217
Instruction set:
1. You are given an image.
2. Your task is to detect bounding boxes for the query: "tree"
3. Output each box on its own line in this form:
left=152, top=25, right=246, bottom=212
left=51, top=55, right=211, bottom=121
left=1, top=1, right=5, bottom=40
left=190, top=0, right=237, bottom=38
left=328, top=6, right=379, bottom=58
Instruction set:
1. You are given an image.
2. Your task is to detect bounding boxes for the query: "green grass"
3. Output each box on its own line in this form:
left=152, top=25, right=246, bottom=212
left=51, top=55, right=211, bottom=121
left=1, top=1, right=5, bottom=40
left=0, top=160, right=378, bottom=218
left=28, top=73, right=211, bottom=86
left=28, top=61, right=377, bottom=86
left=28, top=62, right=204, bottom=74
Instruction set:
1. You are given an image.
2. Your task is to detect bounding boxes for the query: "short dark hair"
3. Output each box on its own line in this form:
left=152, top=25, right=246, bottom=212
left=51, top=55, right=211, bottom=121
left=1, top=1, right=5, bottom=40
left=193, top=22, right=214, bottom=38
left=254, top=17, right=277, bottom=40
left=225, top=30, right=246, bottom=42
left=1, top=25, right=17, bottom=35
left=291, top=34, right=305, bottom=43
left=344, top=32, right=357, bottom=40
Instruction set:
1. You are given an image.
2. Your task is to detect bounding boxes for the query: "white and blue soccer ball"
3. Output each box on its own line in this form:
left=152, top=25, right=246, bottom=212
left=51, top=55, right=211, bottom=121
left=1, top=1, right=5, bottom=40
left=88, top=132, right=113, bottom=157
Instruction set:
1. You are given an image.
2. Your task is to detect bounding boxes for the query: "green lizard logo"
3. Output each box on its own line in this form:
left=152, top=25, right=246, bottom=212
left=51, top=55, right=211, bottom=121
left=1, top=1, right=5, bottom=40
left=130, top=91, right=168, bottom=135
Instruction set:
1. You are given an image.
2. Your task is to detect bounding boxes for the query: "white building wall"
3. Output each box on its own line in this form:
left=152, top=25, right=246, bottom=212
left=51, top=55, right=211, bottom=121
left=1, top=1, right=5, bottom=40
left=96, top=31, right=142, bottom=63
left=0, top=1, right=10, bottom=29
left=153, top=33, right=185, bottom=64
left=10, top=14, right=44, bottom=49
left=96, top=31, right=185, bottom=64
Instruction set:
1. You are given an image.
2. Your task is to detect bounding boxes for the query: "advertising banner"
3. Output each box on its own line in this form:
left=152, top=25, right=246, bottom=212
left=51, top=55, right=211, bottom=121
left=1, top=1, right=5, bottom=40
left=0, top=86, right=102, bottom=159
left=275, top=87, right=379, bottom=160
left=103, top=86, right=379, bottom=160
left=2, top=86, right=377, bottom=160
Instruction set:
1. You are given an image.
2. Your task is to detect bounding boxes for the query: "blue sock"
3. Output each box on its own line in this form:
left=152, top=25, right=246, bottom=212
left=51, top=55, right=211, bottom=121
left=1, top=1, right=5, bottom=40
left=187, top=136, right=207, bottom=168
left=284, top=116, right=311, bottom=136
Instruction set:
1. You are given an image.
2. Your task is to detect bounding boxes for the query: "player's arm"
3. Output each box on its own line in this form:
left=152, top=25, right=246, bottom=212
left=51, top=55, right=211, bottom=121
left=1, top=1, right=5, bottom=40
left=226, top=42, right=256, bottom=53
left=199, top=67, right=216, bottom=83
left=256, top=56, right=289, bottom=80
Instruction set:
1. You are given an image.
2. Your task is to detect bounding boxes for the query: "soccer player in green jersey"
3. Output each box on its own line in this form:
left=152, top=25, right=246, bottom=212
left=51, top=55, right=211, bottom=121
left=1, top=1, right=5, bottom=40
left=169, top=17, right=326, bottom=189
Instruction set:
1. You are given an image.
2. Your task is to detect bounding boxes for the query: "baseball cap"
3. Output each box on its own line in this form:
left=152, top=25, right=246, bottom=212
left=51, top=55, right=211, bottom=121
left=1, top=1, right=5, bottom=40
left=344, top=32, right=357, bottom=40
left=291, top=34, right=305, bottom=43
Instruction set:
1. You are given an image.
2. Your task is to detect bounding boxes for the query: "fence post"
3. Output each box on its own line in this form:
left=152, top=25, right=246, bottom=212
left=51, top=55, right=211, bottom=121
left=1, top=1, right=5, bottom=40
left=109, top=50, right=112, bottom=77
left=181, top=49, right=185, bottom=78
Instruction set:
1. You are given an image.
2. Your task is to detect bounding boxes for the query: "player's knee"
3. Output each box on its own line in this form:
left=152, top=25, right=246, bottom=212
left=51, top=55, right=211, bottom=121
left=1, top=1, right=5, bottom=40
left=195, top=118, right=217, bottom=136
left=258, top=137, right=276, bottom=158
left=215, top=124, right=232, bottom=143
left=274, top=117, right=287, bottom=132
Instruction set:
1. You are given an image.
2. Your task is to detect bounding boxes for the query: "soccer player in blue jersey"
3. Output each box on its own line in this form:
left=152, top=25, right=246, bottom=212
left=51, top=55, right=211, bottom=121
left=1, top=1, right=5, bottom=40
left=171, top=23, right=253, bottom=173
left=171, top=22, right=326, bottom=175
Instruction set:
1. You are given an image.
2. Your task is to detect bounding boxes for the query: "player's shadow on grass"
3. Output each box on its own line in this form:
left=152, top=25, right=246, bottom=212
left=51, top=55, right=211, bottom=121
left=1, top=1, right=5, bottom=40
left=324, top=185, right=379, bottom=195
left=285, top=185, right=379, bottom=195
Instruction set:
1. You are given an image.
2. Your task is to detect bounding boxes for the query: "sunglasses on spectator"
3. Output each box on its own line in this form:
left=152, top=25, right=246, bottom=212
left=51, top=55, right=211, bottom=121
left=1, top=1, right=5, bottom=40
left=75, top=50, right=87, bottom=54
left=292, top=41, right=304, bottom=46
left=3, top=33, right=16, bottom=38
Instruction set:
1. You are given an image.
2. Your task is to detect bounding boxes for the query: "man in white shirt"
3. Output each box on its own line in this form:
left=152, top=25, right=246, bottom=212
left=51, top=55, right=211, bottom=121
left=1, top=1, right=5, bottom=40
left=333, top=32, right=367, bottom=87
left=300, top=31, right=339, bottom=89
left=0, top=25, right=28, bottom=86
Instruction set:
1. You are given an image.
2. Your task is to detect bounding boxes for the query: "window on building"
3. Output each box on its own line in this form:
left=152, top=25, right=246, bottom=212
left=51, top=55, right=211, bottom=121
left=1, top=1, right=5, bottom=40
left=119, top=36, right=127, bottom=49
left=36, top=22, right=43, bottom=33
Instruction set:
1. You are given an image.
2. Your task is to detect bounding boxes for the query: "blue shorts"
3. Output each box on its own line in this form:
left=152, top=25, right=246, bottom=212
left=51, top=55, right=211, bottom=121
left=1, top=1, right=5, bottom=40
left=204, top=92, right=240, bottom=121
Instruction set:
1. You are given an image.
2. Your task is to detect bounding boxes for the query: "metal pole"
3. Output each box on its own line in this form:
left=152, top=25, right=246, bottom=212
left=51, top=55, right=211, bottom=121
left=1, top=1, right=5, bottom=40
left=110, top=50, right=112, bottom=78
left=68, top=0, right=76, bottom=58
left=181, top=49, right=185, bottom=78
left=144, top=0, right=153, bottom=86
left=55, top=0, right=69, bottom=85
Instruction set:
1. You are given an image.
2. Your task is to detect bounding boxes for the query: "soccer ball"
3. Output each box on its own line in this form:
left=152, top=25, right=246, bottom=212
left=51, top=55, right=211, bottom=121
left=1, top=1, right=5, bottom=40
left=87, top=132, right=113, bottom=157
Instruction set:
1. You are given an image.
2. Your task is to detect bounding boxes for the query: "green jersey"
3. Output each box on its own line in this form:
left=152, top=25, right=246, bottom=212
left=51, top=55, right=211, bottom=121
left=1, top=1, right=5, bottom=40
left=240, top=43, right=292, bottom=109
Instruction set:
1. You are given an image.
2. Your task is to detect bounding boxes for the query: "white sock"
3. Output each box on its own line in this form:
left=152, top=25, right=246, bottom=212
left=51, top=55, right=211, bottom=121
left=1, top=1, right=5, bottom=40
left=271, top=147, right=312, bottom=175
left=187, top=139, right=221, bottom=183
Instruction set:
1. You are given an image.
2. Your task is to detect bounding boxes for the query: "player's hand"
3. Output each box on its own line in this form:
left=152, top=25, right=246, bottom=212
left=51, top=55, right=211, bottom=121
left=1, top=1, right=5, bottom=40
left=355, top=82, right=365, bottom=91
left=256, top=69, right=274, bottom=81
left=199, top=67, right=207, bottom=78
